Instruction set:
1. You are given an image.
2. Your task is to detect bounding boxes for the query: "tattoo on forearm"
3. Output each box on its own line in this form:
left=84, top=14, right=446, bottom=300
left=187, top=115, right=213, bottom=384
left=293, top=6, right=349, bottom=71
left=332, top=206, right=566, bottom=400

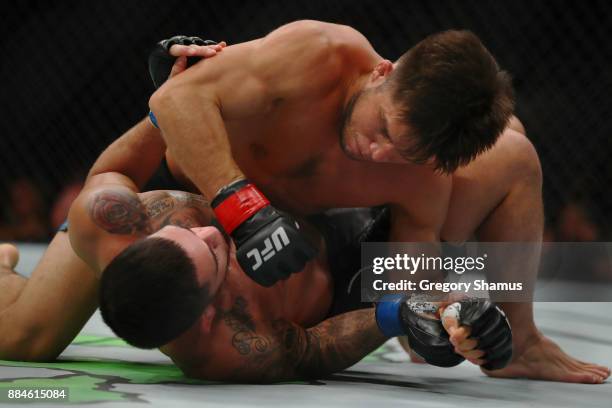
left=89, top=190, right=150, bottom=235
left=220, top=297, right=264, bottom=355
left=145, top=195, right=175, bottom=219
left=219, top=297, right=386, bottom=382
left=296, top=308, right=385, bottom=379
left=143, top=191, right=212, bottom=231
left=172, top=192, right=209, bottom=209
left=89, top=189, right=212, bottom=236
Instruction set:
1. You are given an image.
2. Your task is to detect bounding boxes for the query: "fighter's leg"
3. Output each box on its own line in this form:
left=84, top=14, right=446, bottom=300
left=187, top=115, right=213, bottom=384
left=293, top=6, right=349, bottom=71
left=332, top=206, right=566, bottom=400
left=474, top=156, right=610, bottom=383
left=0, top=231, right=97, bottom=361
left=443, top=128, right=610, bottom=383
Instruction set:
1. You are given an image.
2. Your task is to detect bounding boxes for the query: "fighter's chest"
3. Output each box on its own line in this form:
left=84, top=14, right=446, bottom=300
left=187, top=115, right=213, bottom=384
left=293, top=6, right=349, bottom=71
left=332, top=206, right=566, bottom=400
left=224, top=112, right=340, bottom=209
left=226, top=101, right=335, bottom=172
left=222, top=101, right=398, bottom=213
left=221, top=256, right=333, bottom=324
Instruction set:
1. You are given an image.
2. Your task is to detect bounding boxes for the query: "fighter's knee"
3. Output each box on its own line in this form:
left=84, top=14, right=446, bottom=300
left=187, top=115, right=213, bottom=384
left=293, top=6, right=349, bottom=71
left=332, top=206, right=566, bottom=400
left=507, top=130, right=542, bottom=187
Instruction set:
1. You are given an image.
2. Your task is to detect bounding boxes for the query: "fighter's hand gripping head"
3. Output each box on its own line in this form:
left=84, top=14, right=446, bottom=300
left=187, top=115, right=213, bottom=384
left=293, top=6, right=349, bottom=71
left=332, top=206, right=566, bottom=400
left=148, top=37, right=317, bottom=287
left=375, top=295, right=512, bottom=369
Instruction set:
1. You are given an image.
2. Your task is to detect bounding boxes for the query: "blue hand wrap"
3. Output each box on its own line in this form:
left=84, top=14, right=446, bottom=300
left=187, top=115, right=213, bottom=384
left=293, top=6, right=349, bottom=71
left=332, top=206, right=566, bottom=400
left=57, top=219, right=69, bottom=233
left=375, top=294, right=406, bottom=338
left=148, top=110, right=159, bottom=128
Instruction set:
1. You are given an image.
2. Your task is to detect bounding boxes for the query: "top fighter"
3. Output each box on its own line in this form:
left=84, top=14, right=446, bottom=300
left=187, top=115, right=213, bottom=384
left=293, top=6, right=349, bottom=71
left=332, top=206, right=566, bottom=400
left=147, top=20, right=608, bottom=383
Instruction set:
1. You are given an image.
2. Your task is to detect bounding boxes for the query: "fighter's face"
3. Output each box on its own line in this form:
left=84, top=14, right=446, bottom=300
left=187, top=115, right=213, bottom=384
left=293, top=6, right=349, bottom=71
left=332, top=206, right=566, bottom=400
left=151, top=225, right=230, bottom=295
left=340, top=86, right=414, bottom=164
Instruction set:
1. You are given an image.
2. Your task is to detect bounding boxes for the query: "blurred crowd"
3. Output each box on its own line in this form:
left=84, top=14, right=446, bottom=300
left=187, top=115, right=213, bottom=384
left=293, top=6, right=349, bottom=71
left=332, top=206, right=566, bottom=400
left=0, top=178, right=82, bottom=242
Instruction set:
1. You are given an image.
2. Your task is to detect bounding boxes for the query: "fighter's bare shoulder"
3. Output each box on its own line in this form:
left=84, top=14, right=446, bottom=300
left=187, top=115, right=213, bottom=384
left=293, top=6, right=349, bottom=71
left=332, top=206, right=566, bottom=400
left=67, top=180, right=149, bottom=270
left=261, top=20, right=372, bottom=54
left=155, top=20, right=374, bottom=117
left=254, top=20, right=377, bottom=94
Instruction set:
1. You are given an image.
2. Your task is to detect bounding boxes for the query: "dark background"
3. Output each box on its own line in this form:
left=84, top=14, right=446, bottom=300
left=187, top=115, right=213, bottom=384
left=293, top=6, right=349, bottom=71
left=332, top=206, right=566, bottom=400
left=1, top=0, right=611, bottom=244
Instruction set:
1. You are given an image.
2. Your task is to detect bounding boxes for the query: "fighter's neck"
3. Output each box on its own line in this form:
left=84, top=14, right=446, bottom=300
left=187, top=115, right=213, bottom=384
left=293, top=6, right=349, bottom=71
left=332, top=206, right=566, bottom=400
left=342, top=58, right=398, bottom=111
left=342, top=72, right=371, bottom=111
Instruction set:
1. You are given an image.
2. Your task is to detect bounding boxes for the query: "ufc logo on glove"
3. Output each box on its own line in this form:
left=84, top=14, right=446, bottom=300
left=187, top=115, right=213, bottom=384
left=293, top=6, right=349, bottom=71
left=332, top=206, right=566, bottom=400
left=212, top=179, right=317, bottom=286
left=246, top=227, right=291, bottom=270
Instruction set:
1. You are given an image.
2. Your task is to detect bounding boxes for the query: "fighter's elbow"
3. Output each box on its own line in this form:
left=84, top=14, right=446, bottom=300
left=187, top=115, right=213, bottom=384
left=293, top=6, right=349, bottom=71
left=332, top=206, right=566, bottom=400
left=149, top=75, right=185, bottom=108
left=149, top=82, right=212, bottom=121
left=0, top=320, right=60, bottom=362
left=15, top=342, right=62, bottom=362
left=149, top=84, right=176, bottom=114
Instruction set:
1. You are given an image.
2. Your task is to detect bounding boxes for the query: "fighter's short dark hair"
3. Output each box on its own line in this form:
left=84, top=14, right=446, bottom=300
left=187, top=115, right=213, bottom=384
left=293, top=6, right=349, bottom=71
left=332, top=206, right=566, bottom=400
left=99, top=237, right=211, bottom=349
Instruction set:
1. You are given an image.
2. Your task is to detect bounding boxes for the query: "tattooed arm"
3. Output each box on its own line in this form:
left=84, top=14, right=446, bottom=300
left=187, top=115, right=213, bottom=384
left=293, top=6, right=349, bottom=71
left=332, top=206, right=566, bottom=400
left=67, top=110, right=216, bottom=271
left=183, top=297, right=386, bottom=383
left=68, top=182, right=213, bottom=273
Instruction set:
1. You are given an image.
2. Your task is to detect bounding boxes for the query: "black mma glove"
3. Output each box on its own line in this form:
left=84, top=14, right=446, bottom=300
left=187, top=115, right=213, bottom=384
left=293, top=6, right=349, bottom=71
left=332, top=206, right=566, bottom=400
left=442, top=298, right=513, bottom=370
left=376, top=294, right=465, bottom=367
left=211, top=179, right=318, bottom=287
left=148, top=35, right=217, bottom=89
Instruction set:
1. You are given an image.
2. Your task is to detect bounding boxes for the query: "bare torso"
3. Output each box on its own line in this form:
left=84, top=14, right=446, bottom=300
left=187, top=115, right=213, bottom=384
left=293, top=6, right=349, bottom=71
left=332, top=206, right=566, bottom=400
left=225, top=99, right=435, bottom=214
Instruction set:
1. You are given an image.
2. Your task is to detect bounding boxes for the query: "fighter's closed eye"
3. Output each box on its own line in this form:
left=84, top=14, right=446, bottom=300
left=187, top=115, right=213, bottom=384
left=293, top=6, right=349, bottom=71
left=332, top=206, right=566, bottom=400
left=379, top=108, right=392, bottom=141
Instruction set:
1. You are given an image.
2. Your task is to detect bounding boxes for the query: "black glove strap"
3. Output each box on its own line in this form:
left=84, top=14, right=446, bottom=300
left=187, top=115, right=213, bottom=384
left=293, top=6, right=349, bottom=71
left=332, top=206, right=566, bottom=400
left=148, top=35, right=217, bottom=89
left=211, top=179, right=250, bottom=208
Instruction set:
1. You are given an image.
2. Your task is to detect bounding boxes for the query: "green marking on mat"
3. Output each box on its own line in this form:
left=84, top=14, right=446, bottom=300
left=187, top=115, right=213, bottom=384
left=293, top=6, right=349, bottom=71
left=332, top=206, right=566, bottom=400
left=0, top=359, right=207, bottom=385
left=0, top=335, right=392, bottom=404
left=0, top=359, right=212, bottom=404
left=71, top=334, right=130, bottom=348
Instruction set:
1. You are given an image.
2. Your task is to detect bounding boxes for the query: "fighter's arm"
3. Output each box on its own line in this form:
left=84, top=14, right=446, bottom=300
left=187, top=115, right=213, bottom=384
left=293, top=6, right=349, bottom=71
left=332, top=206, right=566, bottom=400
left=68, top=119, right=213, bottom=273
left=150, top=21, right=360, bottom=284
left=388, top=171, right=453, bottom=243
left=86, top=118, right=166, bottom=188
left=69, top=122, right=213, bottom=272
left=186, top=299, right=385, bottom=383
left=384, top=172, right=453, bottom=286
left=67, top=118, right=169, bottom=270
left=0, top=118, right=165, bottom=361
left=148, top=20, right=351, bottom=198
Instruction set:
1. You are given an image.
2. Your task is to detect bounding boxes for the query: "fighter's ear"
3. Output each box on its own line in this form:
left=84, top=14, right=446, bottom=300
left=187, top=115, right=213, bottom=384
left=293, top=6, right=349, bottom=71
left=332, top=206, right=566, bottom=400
left=370, top=60, right=394, bottom=83
left=200, top=304, right=217, bottom=334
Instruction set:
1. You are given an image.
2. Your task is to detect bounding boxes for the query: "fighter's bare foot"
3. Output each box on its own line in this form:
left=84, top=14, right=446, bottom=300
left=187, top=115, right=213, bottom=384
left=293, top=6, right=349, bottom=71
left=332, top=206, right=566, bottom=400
left=0, top=243, right=19, bottom=272
left=482, top=332, right=610, bottom=384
